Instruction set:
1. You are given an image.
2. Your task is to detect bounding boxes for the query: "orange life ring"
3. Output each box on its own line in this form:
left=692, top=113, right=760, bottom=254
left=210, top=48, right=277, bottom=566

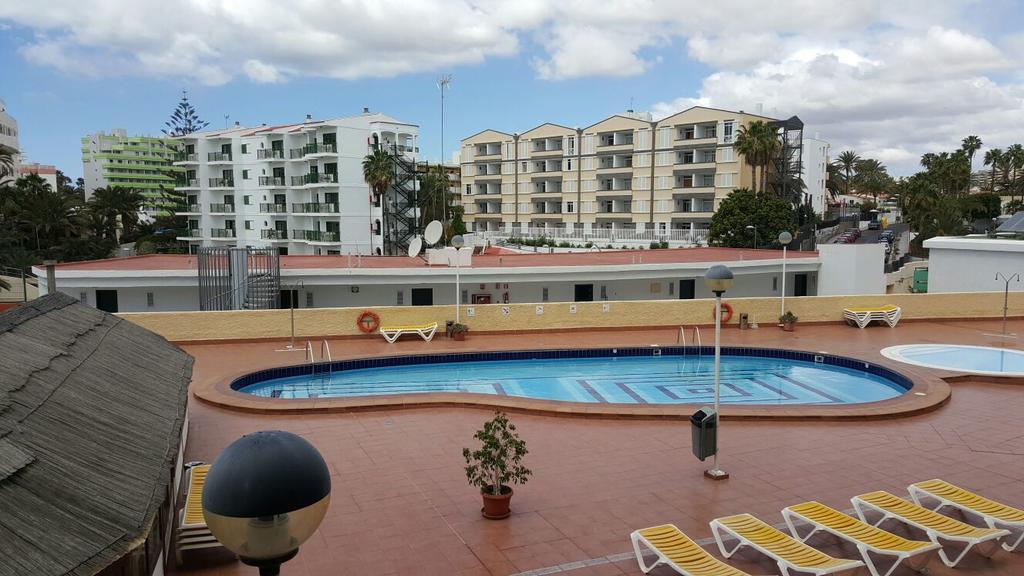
left=357, top=310, right=380, bottom=333
left=713, top=302, right=733, bottom=323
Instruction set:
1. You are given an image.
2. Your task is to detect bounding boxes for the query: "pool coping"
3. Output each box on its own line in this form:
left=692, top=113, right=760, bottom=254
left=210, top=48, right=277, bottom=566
left=881, top=344, right=1024, bottom=377
left=194, top=345, right=955, bottom=421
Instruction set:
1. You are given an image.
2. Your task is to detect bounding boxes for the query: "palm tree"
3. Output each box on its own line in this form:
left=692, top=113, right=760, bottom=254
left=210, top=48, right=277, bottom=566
left=362, top=148, right=396, bottom=254
left=1008, top=144, right=1024, bottom=201
left=17, top=174, right=79, bottom=249
left=0, top=149, right=15, bottom=180
left=417, top=164, right=452, bottom=236
left=733, top=124, right=761, bottom=191
left=984, top=148, right=1004, bottom=193
left=825, top=163, right=845, bottom=201
left=961, top=136, right=982, bottom=194
left=854, top=158, right=889, bottom=203
left=835, top=150, right=860, bottom=198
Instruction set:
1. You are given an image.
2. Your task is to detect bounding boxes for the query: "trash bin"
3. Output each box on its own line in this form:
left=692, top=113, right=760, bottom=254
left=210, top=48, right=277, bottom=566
left=445, top=320, right=455, bottom=337
left=691, top=407, right=718, bottom=461
left=739, top=313, right=749, bottom=330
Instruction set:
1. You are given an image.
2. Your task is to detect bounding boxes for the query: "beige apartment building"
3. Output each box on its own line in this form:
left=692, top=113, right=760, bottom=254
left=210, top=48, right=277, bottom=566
left=460, top=106, right=779, bottom=245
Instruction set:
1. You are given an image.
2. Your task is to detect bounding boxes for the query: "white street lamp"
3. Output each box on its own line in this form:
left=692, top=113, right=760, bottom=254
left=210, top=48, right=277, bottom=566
left=703, top=264, right=733, bottom=480
left=745, top=225, right=757, bottom=249
left=778, top=231, right=793, bottom=324
left=451, top=235, right=464, bottom=323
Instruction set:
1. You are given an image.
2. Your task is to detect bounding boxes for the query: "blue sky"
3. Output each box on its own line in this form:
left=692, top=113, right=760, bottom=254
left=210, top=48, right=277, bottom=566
left=2, top=1, right=1022, bottom=179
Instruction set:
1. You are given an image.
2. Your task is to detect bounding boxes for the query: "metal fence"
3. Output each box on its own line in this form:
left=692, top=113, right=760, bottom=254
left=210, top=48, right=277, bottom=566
left=198, top=247, right=280, bottom=311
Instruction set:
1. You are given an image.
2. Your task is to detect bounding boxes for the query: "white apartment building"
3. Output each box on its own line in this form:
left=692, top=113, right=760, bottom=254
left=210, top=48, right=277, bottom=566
left=173, top=110, right=417, bottom=256
left=461, top=107, right=797, bottom=246
left=0, top=99, right=20, bottom=185
left=802, top=135, right=830, bottom=215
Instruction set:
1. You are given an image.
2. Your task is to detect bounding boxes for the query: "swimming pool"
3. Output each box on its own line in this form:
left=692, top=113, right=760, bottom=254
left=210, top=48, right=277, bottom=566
left=881, top=344, right=1024, bottom=377
left=234, top=348, right=911, bottom=405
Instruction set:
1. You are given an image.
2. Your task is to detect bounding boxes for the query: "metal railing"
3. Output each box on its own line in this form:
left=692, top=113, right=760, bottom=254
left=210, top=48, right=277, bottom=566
left=183, top=228, right=203, bottom=237
left=209, top=203, right=235, bottom=213
left=260, top=203, right=288, bottom=213
left=257, top=149, right=285, bottom=160
left=0, top=265, right=37, bottom=302
left=174, top=152, right=197, bottom=162
left=177, top=179, right=200, bottom=188
left=210, top=228, right=236, bottom=238
left=292, top=229, right=339, bottom=242
left=208, top=178, right=234, bottom=188
left=258, top=176, right=285, bottom=186
left=261, top=229, right=287, bottom=240
left=180, top=203, right=201, bottom=213
left=291, top=202, right=338, bottom=213
left=208, top=152, right=232, bottom=162
left=304, top=143, right=336, bottom=155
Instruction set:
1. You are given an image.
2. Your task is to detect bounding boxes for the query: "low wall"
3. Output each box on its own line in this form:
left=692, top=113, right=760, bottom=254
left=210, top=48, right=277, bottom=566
left=119, top=291, right=1024, bottom=343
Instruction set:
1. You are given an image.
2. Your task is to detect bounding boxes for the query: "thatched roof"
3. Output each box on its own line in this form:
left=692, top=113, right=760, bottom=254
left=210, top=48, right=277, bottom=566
left=0, top=294, right=193, bottom=576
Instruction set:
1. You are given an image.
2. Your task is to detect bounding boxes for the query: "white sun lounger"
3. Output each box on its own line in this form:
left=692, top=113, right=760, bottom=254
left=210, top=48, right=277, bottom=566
left=909, top=479, right=1024, bottom=552
left=843, top=305, right=902, bottom=328
left=176, top=464, right=224, bottom=564
left=379, top=322, right=438, bottom=343
left=852, top=491, right=1009, bottom=567
left=783, top=501, right=939, bottom=576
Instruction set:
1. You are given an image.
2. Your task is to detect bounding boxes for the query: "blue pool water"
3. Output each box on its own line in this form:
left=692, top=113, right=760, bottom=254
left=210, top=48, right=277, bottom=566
left=237, top=350, right=908, bottom=405
left=882, top=344, right=1024, bottom=376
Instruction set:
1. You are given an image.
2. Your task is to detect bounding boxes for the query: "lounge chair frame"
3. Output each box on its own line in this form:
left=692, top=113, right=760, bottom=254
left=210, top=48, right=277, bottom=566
left=908, top=480, right=1024, bottom=552
left=843, top=306, right=902, bottom=329
left=782, top=504, right=939, bottom=576
left=629, top=524, right=750, bottom=575
left=710, top=515, right=864, bottom=576
left=379, top=322, right=438, bottom=343
left=852, top=492, right=1009, bottom=567
left=175, top=464, right=224, bottom=564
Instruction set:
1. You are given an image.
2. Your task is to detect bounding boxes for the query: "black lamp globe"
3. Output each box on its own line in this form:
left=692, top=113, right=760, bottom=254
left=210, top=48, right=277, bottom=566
left=202, top=431, right=331, bottom=575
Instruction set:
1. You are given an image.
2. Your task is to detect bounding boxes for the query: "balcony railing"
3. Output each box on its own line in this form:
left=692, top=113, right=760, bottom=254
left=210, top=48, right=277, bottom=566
left=304, top=143, right=336, bottom=155
left=174, top=152, right=197, bottom=162
left=258, top=176, right=286, bottom=187
left=257, top=149, right=285, bottom=160
left=261, top=229, right=288, bottom=240
left=183, top=228, right=203, bottom=237
left=291, top=202, right=338, bottom=213
left=291, top=173, right=338, bottom=186
left=177, top=178, right=200, bottom=188
left=180, top=203, right=201, bottom=213
left=209, top=203, right=235, bottom=213
left=208, top=152, right=232, bottom=162
left=260, top=203, right=287, bottom=213
left=478, top=226, right=710, bottom=245
left=209, top=178, right=234, bottom=188
left=291, top=229, right=339, bottom=242
left=210, top=228, right=236, bottom=238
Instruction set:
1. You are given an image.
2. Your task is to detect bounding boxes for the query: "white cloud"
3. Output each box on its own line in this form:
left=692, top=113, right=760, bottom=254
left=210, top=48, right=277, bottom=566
left=243, top=59, right=282, bottom=84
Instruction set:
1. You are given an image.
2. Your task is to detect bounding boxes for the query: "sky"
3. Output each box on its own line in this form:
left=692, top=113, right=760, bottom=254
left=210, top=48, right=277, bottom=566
left=1, top=0, right=1023, bottom=180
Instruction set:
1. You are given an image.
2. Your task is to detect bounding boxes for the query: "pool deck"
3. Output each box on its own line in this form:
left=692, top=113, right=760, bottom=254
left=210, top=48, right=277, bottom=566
left=174, top=319, right=1024, bottom=575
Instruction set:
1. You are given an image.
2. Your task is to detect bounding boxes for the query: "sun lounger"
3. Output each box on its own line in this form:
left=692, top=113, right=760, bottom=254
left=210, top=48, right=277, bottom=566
left=783, top=501, right=939, bottom=576
left=630, top=524, right=751, bottom=575
left=379, top=321, right=438, bottom=343
left=175, top=464, right=224, bottom=563
left=710, top=513, right=864, bottom=575
left=852, top=491, right=1009, bottom=567
left=909, top=479, right=1024, bottom=552
left=843, top=305, right=902, bottom=328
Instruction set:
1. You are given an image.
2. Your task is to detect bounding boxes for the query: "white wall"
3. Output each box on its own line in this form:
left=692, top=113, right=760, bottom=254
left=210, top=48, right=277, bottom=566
left=817, top=243, right=886, bottom=295
left=924, top=237, right=1024, bottom=293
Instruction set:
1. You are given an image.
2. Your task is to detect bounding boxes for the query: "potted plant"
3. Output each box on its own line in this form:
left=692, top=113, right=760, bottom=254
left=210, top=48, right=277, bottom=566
left=451, top=323, right=469, bottom=341
left=779, top=311, right=798, bottom=332
left=463, top=411, right=531, bottom=519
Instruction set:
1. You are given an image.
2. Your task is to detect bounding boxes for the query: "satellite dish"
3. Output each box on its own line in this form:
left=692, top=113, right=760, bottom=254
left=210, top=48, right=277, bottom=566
left=407, top=236, right=423, bottom=258
left=424, top=220, right=443, bottom=245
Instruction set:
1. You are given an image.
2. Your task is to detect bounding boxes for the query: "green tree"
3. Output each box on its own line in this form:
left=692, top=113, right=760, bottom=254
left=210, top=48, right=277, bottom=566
left=709, top=188, right=797, bottom=248
left=363, top=148, right=396, bottom=254
left=1004, top=198, right=1024, bottom=214
left=835, top=150, right=860, bottom=197
left=162, top=90, right=210, bottom=137
left=733, top=124, right=760, bottom=191
left=825, top=163, right=845, bottom=201
left=960, top=192, right=1002, bottom=221
left=0, top=148, right=14, bottom=180
left=984, top=148, right=1004, bottom=193
left=734, top=121, right=779, bottom=193
left=961, top=135, right=982, bottom=194
left=854, top=158, right=891, bottom=202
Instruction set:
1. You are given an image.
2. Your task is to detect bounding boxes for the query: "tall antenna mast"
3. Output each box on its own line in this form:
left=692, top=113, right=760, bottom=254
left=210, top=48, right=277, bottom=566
left=437, top=74, right=453, bottom=224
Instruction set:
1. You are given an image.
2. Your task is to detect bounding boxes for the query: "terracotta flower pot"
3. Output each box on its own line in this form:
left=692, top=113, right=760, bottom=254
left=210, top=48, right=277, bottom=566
left=782, top=322, right=795, bottom=332
left=481, top=486, right=513, bottom=519
left=453, top=331, right=466, bottom=341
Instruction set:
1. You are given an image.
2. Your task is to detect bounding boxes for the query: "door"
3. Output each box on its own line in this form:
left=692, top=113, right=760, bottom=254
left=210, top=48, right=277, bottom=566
left=411, top=288, right=433, bottom=306
left=794, top=273, right=809, bottom=297
left=679, top=279, right=695, bottom=300
left=280, top=289, right=298, bottom=309
left=574, top=284, right=594, bottom=302
left=473, top=294, right=492, bottom=304
left=277, top=247, right=288, bottom=256
left=95, top=290, right=118, bottom=313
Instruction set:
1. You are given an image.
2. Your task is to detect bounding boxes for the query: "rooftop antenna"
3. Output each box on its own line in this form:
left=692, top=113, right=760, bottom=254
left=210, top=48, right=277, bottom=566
left=438, top=74, right=453, bottom=223
left=223, top=114, right=230, bottom=129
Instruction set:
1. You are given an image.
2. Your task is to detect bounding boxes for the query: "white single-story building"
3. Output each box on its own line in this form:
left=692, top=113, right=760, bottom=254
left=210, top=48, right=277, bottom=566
left=33, top=245, right=885, bottom=313
left=923, top=236, right=1023, bottom=293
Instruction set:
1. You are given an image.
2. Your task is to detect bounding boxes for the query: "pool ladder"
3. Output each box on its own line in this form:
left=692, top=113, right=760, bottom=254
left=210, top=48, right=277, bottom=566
left=677, top=326, right=702, bottom=354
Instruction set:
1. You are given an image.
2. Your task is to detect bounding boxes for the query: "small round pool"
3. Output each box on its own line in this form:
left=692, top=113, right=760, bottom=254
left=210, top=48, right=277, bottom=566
left=234, top=347, right=911, bottom=406
left=881, top=344, right=1024, bottom=377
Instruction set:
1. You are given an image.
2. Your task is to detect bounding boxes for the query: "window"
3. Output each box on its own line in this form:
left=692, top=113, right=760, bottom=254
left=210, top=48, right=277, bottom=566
left=465, top=184, right=471, bottom=195
left=242, top=169, right=250, bottom=180
left=773, top=277, right=778, bottom=291
left=396, top=291, right=404, bottom=305
left=306, top=292, right=314, bottom=307
left=600, top=285, right=608, bottom=300
left=521, top=161, right=527, bottom=171
left=244, top=220, right=252, bottom=230
left=243, top=195, right=251, bottom=205
left=668, top=282, right=674, bottom=296
left=79, top=292, right=87, bottom=303
left=461, top=289, right=468, bottom=304
left=542, top=287, right=549, bottom=302
left=723, top=121, right=734, bottom=143
left=241, top=144, right=249, bottom=154
left=566, top=158, right=572, bottom=170
left=565, top=201, right=575, bottom=213
left=146, top=292, right=155, bottom=307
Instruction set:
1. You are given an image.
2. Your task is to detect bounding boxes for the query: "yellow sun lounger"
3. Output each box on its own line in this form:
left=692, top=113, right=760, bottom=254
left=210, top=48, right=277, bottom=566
left=843, top=305, right=902, bottom=328
left=783, top=501, right=939, bottom=576
left=852, top=491, right=1009, bottom=567
left=710, top=513, right=863, bottom=576
left=379, top=321, right=438, bottom=343
left=175, top=464, right=223, bottom=563
left=630, top=524, right=751, bottom=575
left=909, top=479, right=1024, bottom=552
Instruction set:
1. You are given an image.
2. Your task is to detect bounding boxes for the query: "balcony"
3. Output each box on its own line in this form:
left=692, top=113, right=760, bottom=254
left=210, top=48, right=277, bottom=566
left=177, top=179, right=200, bottom=188
left=261, top=229, right=288, bottom=240
left=304, top=143, right=336, bottom=156
left=258, top=176, right=286, bottom=187
left=210, top=228, right=236, bottom=239
left=291, top=173, right=338, bottom=186
left=260, top=203, right=287, bottom=213
left=257, top=149, right=285, bottom=160
left=209, top=203, right=235, bottom=214
left=179, top=203, right=201, bottom=214
left=207, top=152, right=232, bottom=162
left=291, top=229, right=339, bottom=243
left=474, top=144, right=502, bottom=157
left=291, top=202, right=339, bottom=214
left=208, top=178, right=234, bottom=188
left=173, top=152, right=198, bottom=163
left=183, top=228, right=203, bottom=237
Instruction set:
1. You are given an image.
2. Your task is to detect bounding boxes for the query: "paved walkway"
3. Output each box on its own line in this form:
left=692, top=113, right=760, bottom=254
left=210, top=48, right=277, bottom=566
left=173, top=319, right=1024, bottom=575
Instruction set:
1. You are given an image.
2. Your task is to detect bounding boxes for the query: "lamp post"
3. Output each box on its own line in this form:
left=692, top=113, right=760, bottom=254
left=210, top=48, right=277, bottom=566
left=202, top=431, right=331, bottom=576
left=778, top=231, right=793, bottom=324
left=703, top=264, right=733, bottom=480
left=745, top=225, right=757, bottom=249
left=452, top=235, right=464, bottom=323
left=995, top=272, right=1020, bottom=337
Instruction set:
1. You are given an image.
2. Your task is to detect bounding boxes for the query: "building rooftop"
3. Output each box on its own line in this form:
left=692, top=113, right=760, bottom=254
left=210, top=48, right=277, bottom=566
left=42, top=248, right=818, bottom=273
